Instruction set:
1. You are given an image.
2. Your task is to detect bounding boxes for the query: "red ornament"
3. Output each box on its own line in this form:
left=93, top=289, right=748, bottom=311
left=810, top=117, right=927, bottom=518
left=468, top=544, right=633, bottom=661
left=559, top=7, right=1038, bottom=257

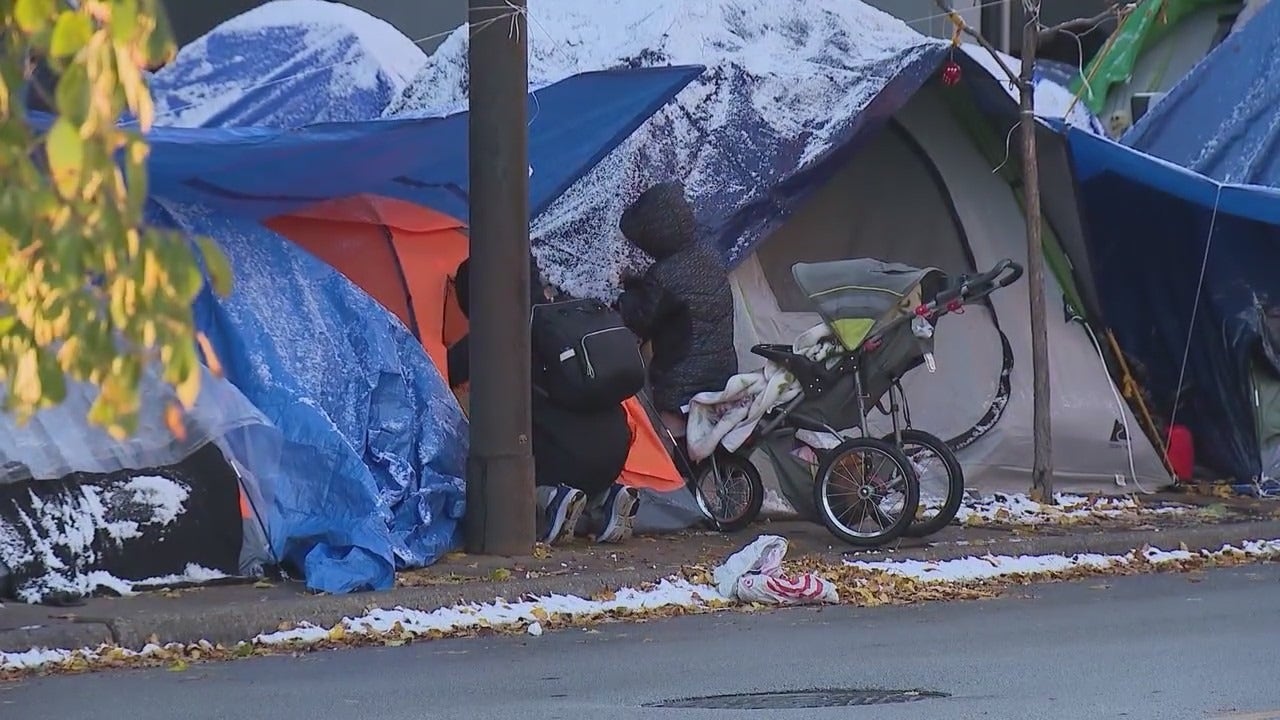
left=941, top=60, right=962, bottom=86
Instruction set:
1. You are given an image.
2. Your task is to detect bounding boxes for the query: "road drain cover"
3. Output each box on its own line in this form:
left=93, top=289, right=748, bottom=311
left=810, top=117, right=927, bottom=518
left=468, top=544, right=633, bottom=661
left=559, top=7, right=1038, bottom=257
left=646, top=688, right=948, bottom=709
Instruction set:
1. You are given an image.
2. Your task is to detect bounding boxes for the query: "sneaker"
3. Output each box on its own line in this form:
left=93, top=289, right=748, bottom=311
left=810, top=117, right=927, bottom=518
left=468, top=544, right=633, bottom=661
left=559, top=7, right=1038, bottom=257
left=596, top=484, right=640, bottom=544
left=537, top=485, right=587, bottom=545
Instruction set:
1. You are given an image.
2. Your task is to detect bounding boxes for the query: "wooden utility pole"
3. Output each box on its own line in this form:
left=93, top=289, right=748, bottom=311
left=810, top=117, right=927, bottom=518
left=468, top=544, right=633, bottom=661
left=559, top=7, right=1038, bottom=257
left=932, top=0, right=1118, bottom=502
left=1019, top=2, right=1054, bottom=502
left=465, top=0, right=536, bottom=555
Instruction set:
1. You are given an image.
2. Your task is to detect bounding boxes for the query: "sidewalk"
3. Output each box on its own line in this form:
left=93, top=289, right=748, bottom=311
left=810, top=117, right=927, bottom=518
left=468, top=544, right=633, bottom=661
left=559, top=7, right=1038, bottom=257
left=2, top=494, right=1278, bottom=654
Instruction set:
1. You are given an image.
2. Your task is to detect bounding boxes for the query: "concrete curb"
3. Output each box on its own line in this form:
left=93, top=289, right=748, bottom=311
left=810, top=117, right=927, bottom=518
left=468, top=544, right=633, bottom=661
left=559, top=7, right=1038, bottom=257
left=6, top=520, right=1280, bottom=653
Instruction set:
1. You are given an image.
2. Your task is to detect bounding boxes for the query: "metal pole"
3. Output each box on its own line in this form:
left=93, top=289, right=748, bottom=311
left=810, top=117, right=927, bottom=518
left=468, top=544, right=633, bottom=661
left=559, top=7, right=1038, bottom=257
left=465, top=0, right=535, bottom=555
left=1020, top=2, right=1054, bottom=501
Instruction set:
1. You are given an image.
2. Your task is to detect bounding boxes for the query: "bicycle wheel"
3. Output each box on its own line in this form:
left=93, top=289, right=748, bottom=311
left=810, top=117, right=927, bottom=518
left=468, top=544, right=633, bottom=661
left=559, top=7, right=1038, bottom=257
left=692, top=451, right=764, bottom=532
left=882, top=429, right=965, bottom=538
left=813, top=437, right=919, bottom=547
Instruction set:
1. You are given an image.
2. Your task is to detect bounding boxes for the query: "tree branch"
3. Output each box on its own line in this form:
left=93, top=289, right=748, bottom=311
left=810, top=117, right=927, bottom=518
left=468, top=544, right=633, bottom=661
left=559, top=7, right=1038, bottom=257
left=930, top=0, right=1020, bottom=88
left=1037, top=9, right=1118, bottom=41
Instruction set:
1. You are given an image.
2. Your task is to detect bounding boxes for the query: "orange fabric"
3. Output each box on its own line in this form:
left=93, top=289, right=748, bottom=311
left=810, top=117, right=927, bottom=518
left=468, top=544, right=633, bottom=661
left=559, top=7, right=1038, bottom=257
left=618, top=397, right=684, bottom=491
left=386, top=226, right=468, bottom=371
left=266, top=193, right=684, bottom=493
left=267, top=215, right=417, bottom=333
left=238, top=486, right=253, bottom=520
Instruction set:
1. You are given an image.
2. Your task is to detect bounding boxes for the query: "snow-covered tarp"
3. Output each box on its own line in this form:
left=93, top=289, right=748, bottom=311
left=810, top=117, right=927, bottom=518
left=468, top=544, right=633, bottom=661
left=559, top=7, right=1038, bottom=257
left=1121, top=0, right=1280, bottom=187
left=150, top=0, right=427, bottom=128
left=0, top=367, right=278, bottom=602
left=153, top=201, right=469, bottom=595
left=385, top=0, right=951, bottom=299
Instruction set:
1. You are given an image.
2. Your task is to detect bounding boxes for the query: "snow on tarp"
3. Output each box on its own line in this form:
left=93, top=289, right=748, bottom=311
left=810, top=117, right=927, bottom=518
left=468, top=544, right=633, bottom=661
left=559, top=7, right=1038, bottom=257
left=0, top=367, right=278, bottom=602
left=151, top=201, right=468, bottom=594
left=385, top=0, right=950, bottom=299
left=1121, top=0, right=1280, bottom=187
left=959, top=44, right=1105, bottom=135
left=149, top=0, right=427, bottom=128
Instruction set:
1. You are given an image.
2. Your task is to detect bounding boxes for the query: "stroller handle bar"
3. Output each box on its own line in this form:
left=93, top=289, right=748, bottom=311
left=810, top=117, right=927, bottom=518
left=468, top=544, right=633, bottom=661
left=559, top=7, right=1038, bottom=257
left=916, top=258, right=1023, bottom=320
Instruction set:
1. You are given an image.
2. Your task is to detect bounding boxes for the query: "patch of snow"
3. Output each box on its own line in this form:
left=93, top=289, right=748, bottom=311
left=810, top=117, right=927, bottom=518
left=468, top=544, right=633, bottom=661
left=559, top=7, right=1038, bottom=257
left=131, top=564, right=231, bottom=589
left=255, top=578, right=718, bottom=645
left=386, top=0, right=943, bottom=300
left=0, top=472, right=200, bottom=603
left=955, top=492, right=1187, bottom=526
left=150, top=0, right=427, bottom=127
left=8, top=539, right=1280, bottom=672
left=847, top=539, right=1280, bottom=584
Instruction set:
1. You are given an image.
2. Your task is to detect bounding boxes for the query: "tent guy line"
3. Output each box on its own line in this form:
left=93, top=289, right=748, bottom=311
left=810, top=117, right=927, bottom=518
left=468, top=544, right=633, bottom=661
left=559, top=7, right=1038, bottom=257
left=1167, top=182, right=1225, bottom=450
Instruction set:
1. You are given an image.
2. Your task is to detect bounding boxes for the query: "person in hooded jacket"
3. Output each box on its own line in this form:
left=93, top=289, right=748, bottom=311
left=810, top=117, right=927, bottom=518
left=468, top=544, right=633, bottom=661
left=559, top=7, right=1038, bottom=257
left=617, top=181, right=737, bottom=436
left=447, top=257, right=640, bottom=546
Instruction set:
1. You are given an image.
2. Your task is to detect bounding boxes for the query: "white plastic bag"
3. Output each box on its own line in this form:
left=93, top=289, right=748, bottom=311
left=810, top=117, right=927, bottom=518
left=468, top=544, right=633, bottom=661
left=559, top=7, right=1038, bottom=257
left=713, top=535, right=838, bottom=605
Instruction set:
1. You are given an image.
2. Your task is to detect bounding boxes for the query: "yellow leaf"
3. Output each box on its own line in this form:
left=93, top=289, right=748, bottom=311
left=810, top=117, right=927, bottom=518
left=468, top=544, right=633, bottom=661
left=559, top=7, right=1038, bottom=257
left=49, top=10, right=93, bottom=59
left=45, top=118, right=85, bottom=200
left=327, top=624, right=346, bottom=641
left=530, top=606, right=550, bottom=622
left=167, top=659, right=188, bottom=672
left=196, top=332, right=223, bottom=378
left=253, top=580, right=275, bottom=589
left=489, top=567, right=512, bottom=582
left=14, top=0, right=54, bottom=33
left=164, top=402, right=187, bottom=441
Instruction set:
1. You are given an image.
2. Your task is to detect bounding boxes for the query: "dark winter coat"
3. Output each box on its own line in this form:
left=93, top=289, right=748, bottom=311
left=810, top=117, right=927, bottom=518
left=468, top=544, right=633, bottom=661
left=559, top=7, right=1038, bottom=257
left=617, top=182, right=737, bottom=412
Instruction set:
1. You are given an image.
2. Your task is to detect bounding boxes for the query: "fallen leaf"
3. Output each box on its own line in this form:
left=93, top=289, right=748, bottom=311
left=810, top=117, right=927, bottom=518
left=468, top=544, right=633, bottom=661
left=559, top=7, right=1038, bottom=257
left=168, top=659, right=189, bottom=672
left=490, top=568, right=512, bottom=582
left=253, top=580, right=275, bottom=589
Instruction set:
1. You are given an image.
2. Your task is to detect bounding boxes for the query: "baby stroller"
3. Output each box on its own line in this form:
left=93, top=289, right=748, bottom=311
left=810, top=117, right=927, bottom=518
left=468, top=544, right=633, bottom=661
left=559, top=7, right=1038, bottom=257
left=686, top=257, right=1023, bottom=547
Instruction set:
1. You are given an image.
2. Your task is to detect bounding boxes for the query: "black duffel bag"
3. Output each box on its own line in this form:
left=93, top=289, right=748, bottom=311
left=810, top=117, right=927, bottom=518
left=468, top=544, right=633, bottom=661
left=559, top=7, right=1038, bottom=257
left=531, top=298, right=646, bottom=410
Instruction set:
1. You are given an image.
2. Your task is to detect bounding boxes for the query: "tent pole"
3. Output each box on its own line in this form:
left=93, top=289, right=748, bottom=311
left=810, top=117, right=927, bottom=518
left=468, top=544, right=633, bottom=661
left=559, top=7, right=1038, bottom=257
left=1020, top=2, right=1056, bottom=502
left=465, top=0, right=536, bottom=555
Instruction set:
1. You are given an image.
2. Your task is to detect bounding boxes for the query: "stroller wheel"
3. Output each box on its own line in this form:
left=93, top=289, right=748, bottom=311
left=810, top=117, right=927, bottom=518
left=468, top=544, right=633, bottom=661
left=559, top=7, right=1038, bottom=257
left=692, top=451, right=764, bottom=533
left=882, top=429, right=965, bottom=539
left=813, top=437, right=920, bottom=548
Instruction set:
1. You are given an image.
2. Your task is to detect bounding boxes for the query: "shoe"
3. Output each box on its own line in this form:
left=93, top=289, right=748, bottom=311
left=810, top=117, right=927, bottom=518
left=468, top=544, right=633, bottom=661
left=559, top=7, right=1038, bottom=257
left=596, top=484, right=640, bottom=544
left=537, top=485, right=587, bottom=545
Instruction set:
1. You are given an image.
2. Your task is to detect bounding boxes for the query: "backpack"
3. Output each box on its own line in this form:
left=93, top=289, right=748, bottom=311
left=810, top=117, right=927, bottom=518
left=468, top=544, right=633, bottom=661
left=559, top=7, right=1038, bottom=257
left=531, top=299, right=646, bottom=410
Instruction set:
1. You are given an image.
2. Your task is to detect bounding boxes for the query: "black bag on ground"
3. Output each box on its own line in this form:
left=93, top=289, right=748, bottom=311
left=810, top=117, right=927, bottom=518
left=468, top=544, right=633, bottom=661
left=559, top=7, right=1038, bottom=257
left=532, top=299, right=646, bottom=410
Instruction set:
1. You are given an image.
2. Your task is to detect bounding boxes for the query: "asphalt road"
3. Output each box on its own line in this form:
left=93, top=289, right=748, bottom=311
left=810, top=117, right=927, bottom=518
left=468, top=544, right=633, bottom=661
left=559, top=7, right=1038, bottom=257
left=5, top=564, right=1280, bottom=720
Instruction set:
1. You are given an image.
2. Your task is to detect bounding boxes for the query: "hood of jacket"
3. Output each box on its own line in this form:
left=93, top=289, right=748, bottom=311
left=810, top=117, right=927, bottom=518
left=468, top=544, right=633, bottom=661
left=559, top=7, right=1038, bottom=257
left=619, top=181, right=698, bottom=261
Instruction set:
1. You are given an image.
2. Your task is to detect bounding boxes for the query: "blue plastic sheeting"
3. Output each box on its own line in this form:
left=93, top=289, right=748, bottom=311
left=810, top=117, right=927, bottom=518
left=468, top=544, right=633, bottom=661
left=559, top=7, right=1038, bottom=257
left=148, top=0, right=426, bottom=128
left=54, top=67, right=702, bottom=224
left=1121, top=0, right=1280, bottom=187
left=149, top=200, right=469, bottom=594
left=1065, top=126, right=1280, bottom=481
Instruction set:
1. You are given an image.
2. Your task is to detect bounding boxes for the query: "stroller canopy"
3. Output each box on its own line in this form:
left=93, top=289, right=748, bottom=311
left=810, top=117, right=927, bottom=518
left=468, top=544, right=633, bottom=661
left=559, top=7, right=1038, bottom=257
left=792, top=258, right=947, bottom=350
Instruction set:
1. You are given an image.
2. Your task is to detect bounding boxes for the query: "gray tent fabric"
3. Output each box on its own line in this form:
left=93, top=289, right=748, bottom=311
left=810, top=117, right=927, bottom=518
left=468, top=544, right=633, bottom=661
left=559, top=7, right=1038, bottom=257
left=730, top=82, right=1169, bottom=503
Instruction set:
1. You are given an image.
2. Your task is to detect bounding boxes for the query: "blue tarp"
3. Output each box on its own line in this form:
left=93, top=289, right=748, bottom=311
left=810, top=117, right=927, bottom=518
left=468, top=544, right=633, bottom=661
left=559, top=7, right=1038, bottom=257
left=150, top=201, right=468, bottom=594
left=1121, top=0, right=1280, bottom=187
left=122, top=66, right=699, bottom=593
left=1065, top=124, right=1280, bottom=482
left=126, top=67, right=703, bottom=223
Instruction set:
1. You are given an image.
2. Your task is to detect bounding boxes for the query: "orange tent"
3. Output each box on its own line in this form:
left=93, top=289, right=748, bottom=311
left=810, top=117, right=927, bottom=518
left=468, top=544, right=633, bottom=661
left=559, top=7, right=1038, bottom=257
left=265, top=194, right=682, bottom=493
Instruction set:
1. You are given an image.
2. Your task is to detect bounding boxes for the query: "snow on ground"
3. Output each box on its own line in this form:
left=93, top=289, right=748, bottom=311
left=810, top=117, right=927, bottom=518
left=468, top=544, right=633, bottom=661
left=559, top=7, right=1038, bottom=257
left=956, top=492, right=1189, bottom=526
left=848, top=539, right=1280, bottom=583
left=960, top=44, right=1104, bottom=133
left=386, top=0, right=941, bottom=299
left=7, top=538, right=1279, bottom=673
left=149, top=0, right=427, bottom=127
